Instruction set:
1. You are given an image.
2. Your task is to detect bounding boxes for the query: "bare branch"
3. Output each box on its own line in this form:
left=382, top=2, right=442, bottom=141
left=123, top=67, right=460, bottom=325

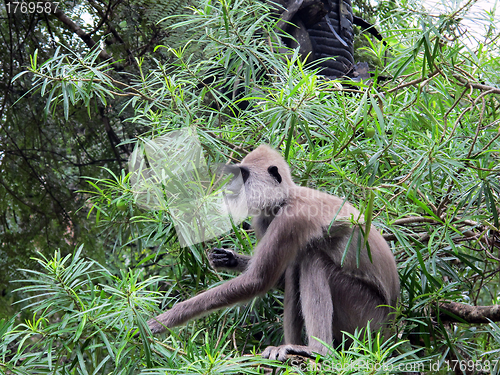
left=453, top=74, right=500, bottom=95
left=439, top=302, right=500, bottom=324
left=49, top=2, right=114, bottom=62
left=387, top=70, right=439, bottom=93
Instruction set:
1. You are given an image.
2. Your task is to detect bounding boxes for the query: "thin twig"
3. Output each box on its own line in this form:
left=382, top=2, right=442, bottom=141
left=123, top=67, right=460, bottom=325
left=387, top=70, right=439, bottom=93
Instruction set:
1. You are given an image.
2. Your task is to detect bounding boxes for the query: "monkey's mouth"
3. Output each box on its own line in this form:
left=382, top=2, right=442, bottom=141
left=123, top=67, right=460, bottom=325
left=223, top=182, right=243, bottom=197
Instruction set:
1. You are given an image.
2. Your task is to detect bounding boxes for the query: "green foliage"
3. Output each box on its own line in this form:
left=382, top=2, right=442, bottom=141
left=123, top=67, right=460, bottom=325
left=1, top=248, right=278, bottom=374
left=143, top=0, right=189, bottom=28
left=0, top=0, right=139, bottom=303
left=2, top=0, right=500, bottom=373
left=1, top=248, right=146, bottom=373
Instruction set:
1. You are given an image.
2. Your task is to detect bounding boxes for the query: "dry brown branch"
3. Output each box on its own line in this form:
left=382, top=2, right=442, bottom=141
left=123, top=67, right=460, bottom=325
left=439, top=302, right=500, bottom=323
left=470, top=123, right=500, bottom=159
left=442, top=87, right=468, bottom=140
left=383, top=232, right=429, bottom=242
left=383, top=216, right=499, bottom=250
left=453, top=75, right=500, bottom=95
left=387, top=70, right=439, bottom=93
left=50, top=2, right=114, bottom=62
left=391, top=217, right=437, bottom=225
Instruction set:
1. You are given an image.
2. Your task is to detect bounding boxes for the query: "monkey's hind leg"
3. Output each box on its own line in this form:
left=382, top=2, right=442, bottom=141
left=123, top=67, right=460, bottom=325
left=262, top=256, right=333, bottom=361
left=283, top=264, right=304, bottom=345
left=329, top=269, right=390, bottom=346
left=299, top=255, right=334, bottom=356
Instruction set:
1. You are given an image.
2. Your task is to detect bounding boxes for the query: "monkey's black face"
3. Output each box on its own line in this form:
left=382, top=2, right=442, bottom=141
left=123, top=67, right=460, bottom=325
left=223, top=165, right=249, bottom=195
left=222, top=157, right=289, bottom=220
left=221, top=165, right=251, bottom=222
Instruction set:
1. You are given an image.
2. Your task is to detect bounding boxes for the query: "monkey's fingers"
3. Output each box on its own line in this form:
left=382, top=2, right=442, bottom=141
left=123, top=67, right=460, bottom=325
left=209, top=248, right=238, bottom=268
left=210, top=247, right=233, bottom=255
left=261, top=344, right=313, bottom=362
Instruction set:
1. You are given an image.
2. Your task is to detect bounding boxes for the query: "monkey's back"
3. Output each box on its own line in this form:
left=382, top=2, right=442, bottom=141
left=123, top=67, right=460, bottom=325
left=256, top=185, right=399, bottom=307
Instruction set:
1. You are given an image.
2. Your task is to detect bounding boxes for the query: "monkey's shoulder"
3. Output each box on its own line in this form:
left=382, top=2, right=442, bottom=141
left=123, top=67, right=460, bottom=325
left=286, top=186, right=361, bottom=222
left=251, top=187, right=362, bottom=245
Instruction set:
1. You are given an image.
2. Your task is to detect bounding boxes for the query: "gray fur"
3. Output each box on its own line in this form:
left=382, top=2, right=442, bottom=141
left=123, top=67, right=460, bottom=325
left=147, top=145, right=400, bottom=361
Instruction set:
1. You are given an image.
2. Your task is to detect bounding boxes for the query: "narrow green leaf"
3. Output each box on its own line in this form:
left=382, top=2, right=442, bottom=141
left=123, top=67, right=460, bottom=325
left=364, top=190, right=375, bottom=262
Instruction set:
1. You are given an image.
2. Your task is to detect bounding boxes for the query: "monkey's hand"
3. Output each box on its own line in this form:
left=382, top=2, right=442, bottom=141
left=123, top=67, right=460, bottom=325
left=209, top=248, right=239, bottom=269
left=208, top=248, right=251, bottom=273
left=261, top=345, right=314, bottom=362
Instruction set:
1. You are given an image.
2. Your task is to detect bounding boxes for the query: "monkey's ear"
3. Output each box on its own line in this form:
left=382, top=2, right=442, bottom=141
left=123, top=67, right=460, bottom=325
left=267, top=166, right=282, bottom=183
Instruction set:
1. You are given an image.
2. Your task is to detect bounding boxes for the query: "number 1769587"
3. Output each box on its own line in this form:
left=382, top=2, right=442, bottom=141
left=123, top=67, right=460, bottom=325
left=6, top=2, right=59, bottom=14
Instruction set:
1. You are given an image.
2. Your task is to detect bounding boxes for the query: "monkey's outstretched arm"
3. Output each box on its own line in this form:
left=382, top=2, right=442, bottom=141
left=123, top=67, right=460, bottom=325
left=147, top=218, right=299, bottom=334
left=209, top=248, right=287, bottom=288
left=147, top=274, right=269, bottom=333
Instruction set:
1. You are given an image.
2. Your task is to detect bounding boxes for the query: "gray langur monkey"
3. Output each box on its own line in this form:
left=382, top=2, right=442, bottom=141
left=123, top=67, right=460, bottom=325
left=146, top=145, right=400, bottom=361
